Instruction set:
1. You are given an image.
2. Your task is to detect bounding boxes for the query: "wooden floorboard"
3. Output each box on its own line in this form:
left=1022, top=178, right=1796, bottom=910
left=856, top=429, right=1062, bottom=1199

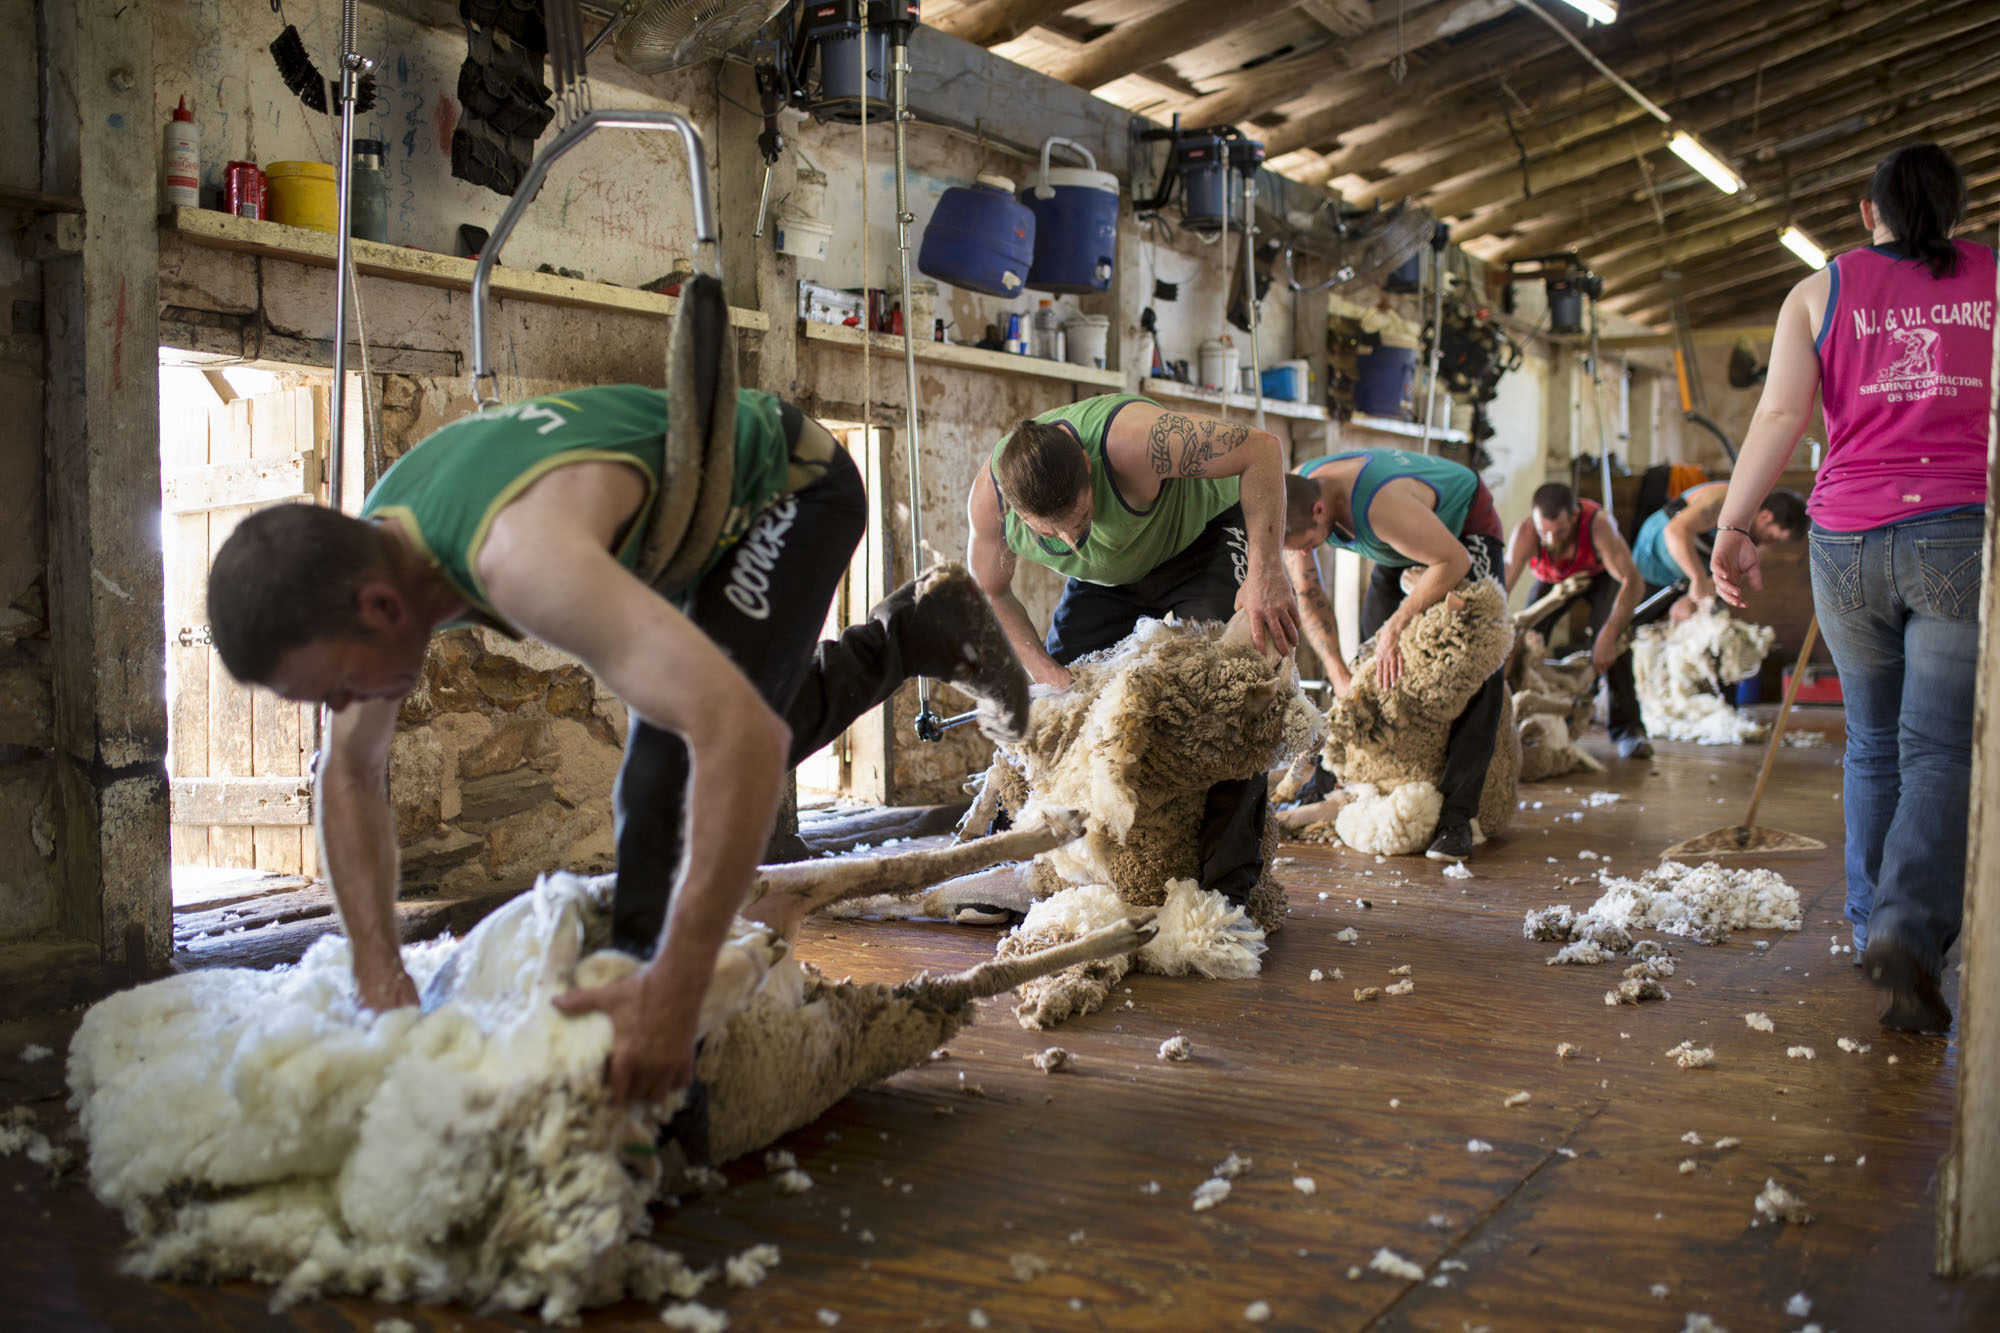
left=5, top=707, right=2000, bottom=1329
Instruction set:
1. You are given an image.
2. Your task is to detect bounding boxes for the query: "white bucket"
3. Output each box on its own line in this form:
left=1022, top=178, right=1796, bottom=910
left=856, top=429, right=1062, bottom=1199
left=1065, top=313, right=1110, bottom=368
left=775, top=216, right=832, bottom=263
left=1199, top=338, right=1239, bottom=393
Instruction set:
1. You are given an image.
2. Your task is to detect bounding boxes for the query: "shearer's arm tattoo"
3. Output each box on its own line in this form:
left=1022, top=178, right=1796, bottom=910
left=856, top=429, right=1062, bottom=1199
left=1146, top=413, right=1252, bottom=476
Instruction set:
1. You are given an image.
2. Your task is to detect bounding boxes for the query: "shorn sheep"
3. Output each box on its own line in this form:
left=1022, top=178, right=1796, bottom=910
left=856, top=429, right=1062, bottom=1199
left=67, top=813, right=1147, bottom=1322
left=1282, top=577, right=1522, bottom=855
left=937, top=612, right=1323, bottom=1028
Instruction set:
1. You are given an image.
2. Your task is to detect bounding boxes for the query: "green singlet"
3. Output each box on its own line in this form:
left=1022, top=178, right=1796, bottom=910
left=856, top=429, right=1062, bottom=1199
left=361, top=384, right=791, bottom=632
left=991, top=393, right=1238, bottom=587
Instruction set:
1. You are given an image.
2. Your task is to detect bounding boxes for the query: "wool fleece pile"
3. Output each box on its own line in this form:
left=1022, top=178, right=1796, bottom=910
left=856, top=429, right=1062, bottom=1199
left=1633, top=604, right=1776, bottom=744
left=68, top=870, right=1148, bottom=1320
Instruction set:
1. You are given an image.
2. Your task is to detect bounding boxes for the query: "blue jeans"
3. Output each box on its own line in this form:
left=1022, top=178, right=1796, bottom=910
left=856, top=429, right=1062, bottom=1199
left=1809, top=509, right=1984, bottom=976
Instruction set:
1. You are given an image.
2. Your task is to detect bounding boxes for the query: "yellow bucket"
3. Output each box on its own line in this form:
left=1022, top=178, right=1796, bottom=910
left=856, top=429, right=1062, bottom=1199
left=265, top=161, right=338, bottom=233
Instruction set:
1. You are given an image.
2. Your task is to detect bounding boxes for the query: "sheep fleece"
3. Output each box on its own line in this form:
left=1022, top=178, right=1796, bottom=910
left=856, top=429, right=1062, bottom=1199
left=1320, top=578, right=1520, bottom=836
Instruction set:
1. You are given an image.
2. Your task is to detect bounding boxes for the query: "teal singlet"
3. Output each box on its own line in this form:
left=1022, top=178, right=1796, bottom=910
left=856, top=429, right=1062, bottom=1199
left=1297, top=449, right=1481, bottom=568
left=991, top=394, right=1238, bottom=587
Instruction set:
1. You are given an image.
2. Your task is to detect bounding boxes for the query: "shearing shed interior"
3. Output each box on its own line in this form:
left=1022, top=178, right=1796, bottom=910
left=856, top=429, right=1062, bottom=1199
left=6, top=0, right=2000, bottom=1328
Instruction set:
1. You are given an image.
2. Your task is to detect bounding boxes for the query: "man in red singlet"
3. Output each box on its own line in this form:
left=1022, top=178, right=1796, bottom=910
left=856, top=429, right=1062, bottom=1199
left=1503, top=482, right=1652, bottom=760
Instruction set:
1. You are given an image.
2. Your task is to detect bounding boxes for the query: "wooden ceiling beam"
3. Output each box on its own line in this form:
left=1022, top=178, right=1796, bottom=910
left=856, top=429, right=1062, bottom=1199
left=1599, top=150, right=2000, bottom=299
left=931, top=0, right=1087, bottom=49
left=1299, top=0, right=1375, bottom=37
left=1615, top=199, right=2000, bottom=325
left=1315, top=0, right=1789, bottom=188
left=1479, top=67, right=2000, bottom=267
left=1451, top=38, right=2000, bottom=249
left=1042, top=0, right=1309, bottom=92
left=1343, top=0, right=1941, bottom=209
left=1489, top=66, right=2000, bottom=265
left=1173, top=0, right=1531, bottom=146
left=1419, top=6, right=1997, bottom=221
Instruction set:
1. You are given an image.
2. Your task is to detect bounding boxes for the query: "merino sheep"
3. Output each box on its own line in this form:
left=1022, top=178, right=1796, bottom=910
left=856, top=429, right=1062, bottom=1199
left=1509, top=632, right=1606, bottom=783
left=67, top=814, right=1146, bottom=1322
left=932, top=613, right=1323, bottom=1027
left=1295, top=577, right=1521, bottom=852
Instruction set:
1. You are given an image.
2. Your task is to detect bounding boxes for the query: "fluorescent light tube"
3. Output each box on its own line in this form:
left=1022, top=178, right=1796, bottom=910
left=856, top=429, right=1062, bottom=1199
left=1558, top=0, right=1619, bottom=22
left=1779, top=225, right=1828, bottom=270
left=1668, top=130, right=1744, bottom=195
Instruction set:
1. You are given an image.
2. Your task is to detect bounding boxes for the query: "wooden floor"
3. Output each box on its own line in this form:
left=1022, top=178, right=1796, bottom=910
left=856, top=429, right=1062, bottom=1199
left=7, top=708, right=2000, bottom=1331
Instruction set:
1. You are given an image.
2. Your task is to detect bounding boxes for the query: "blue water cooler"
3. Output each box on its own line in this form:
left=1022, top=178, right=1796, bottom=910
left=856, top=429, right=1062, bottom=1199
left=919, top=173, right=1037, bottom=298
left=1019, top=137, right=1119, bottom=294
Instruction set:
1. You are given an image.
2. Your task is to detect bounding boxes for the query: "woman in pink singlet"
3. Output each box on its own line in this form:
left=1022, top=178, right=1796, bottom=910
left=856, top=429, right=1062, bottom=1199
left=1712, top=143, right=1996, bottom=1034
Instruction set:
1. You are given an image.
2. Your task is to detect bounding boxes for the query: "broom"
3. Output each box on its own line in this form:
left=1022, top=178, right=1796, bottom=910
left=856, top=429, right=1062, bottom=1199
left=1660, top=613, right=1827, bottom=858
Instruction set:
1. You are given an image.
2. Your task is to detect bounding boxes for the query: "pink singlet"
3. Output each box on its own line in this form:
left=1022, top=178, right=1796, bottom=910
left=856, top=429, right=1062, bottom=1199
left=1811, top=238, right=1996, bottom=532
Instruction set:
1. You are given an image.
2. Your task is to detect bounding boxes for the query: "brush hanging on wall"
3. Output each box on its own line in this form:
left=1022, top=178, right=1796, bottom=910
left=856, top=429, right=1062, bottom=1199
left=268, top=1, right=378, bottom=116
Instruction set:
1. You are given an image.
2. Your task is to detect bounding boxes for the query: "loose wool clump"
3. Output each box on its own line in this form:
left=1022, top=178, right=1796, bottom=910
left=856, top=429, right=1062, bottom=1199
left=1000, top=879, right=1266, bottom=1029
left=1331, top=782, right=1446, bottom=857
left=1527, top=861, right=1802, bottom=955
left=1632, top=605, right=1775, bottom=744
left=69, top=871, right=1149, bottom=1319
left=1317, top=578, right=1521, bottom=844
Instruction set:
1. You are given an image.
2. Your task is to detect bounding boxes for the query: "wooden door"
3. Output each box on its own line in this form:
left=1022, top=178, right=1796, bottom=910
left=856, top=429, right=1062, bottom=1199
left=161, top=371, right=324, bottom=873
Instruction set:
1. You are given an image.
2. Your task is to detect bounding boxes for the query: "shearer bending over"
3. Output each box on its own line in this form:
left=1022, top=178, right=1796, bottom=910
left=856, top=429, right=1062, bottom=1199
left=1282, top=448, right=1507, bottom=862
left=1502, top=481, right=1654, bottom=760
left=966, top=393, right=1299, bottom=908
left=207, top=385, right=1030, bottom=1104
left=1630, top=477, right=1806, bottom=622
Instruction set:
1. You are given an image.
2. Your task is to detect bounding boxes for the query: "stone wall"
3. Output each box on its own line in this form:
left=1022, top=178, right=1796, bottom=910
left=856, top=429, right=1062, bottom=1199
left=372, top=375, right=629, bottom=893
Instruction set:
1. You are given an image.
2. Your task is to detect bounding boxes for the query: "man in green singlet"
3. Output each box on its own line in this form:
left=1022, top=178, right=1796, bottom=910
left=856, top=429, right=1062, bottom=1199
left=207, top=385, right=1030, bottom=1106
left=1282, top=448, right=1507, bottom=862
left=966, top=392, right=1299, bottom=907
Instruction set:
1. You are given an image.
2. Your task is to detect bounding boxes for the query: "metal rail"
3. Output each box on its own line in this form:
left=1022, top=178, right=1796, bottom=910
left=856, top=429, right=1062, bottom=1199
left=470, top=109, right=718, bottom=405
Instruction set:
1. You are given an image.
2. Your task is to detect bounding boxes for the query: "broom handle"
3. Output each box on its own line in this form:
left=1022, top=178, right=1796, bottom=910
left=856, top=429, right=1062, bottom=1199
left=1741, top=614, right=1821, bottom=829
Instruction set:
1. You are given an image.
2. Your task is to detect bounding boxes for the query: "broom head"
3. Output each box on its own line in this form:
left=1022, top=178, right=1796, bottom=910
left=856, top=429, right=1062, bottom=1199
left=1660, top=824, right=1826, bottom=858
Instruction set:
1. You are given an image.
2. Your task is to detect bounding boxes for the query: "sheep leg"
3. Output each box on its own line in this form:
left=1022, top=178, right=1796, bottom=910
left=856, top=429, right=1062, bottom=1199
left=954, top=763, right=1006, bottom=843
left=747, top=808, right=1085, bottom=938
left=899, top=911, right=1159, bottom=1010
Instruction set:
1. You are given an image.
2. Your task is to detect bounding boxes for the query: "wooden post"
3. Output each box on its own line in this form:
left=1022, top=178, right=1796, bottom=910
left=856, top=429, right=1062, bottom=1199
left=1939, top=226, right=2000, bottom=1275
left=40, top=2, right=169, bottom=973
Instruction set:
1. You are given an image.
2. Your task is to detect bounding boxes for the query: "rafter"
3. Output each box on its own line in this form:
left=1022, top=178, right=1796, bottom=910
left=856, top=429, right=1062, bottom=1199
left=1041, top=0, right=1307, bottom=91
left=1342, top=0, right=1940, bottom=208
left=1173, top=0, right=1530, bottom=143
left=931, top=0, right=1087, bottom=48
left=1307, top=0, right=1782, bottom=187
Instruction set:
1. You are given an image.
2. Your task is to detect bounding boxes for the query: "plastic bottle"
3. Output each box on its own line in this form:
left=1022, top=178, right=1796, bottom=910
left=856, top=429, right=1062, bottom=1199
left=1031, top=298, right=1061, bottom=360
left=349, top=139, right=390, bottom=242
left=163, top=96, right=200, bottom=210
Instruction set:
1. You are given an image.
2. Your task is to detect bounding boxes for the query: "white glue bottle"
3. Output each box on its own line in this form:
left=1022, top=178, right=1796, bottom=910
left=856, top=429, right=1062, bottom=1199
left=163, top=96, right=199, bottom=210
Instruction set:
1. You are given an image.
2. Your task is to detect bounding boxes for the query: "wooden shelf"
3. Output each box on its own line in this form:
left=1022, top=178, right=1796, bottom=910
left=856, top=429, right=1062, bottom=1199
left=1139, top=376, right=1329, bottom=422
left=168, top=208, right=769, bottom=331
left=800, top=320, right=1124, bottom=389
left=1345, top=411, right=1470, bottom=445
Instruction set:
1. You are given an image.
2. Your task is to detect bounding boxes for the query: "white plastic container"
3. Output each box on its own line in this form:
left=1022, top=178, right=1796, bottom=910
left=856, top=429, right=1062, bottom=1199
left=163, top=95, right=199, bottom=209
left=1199, top=337, right=1240, bottom=393
left=775, top=216, right=833, bottom=262
left=790, top=166, right=829, bottom=221
left=1065, top=313, right=1110, bottom=368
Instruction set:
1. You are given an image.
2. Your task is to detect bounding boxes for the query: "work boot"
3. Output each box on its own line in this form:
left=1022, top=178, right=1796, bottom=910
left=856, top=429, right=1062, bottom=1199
left=1864, top=936, right=1952, bottom=1033
left=1425, top=820, right=1476, bottom=862
left=875, top=563, right=1032, bottom=742
left=1616, top=735, right=1655, bottom=760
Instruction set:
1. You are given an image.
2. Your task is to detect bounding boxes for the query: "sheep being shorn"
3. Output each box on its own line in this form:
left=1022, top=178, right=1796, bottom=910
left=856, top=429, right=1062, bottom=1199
left=68, top=816, right=1145, bottom=1322
left=952, top=613, right=1323, bottom=1028
left=1509, top=629, right=1606, bottom=783
left=1287, top=577, right=1521, bottom=855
